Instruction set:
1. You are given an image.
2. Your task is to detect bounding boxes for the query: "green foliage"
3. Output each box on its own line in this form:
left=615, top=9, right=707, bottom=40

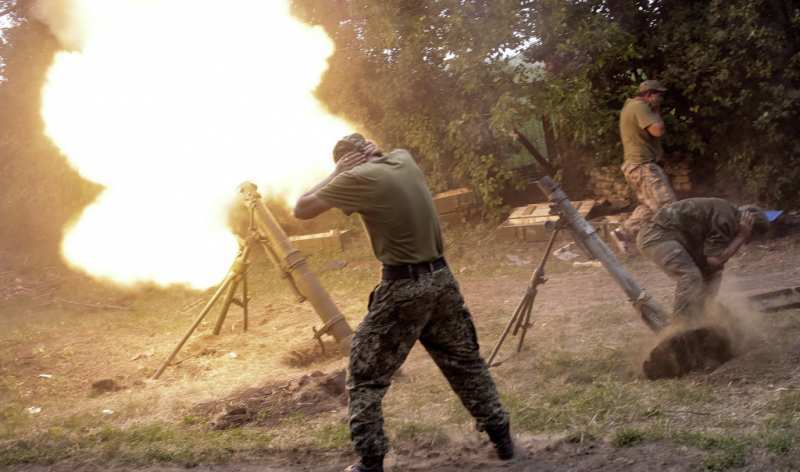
left=292, top=0, right=800, bottom=210
left=520, top=0, right=800, bottom=206
left=291, top=1, right=539, bottom=216
left=1, top=0, right=798, bottom=255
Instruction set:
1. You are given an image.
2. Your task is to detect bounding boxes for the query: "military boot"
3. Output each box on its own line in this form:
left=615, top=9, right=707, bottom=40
left=344, top=455, right=384, bottom=472
left=486, top=422, right=515, bottom=460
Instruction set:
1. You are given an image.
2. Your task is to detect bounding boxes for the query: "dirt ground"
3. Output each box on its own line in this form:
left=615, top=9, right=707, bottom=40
left=2, top=223, right=800, bottom=471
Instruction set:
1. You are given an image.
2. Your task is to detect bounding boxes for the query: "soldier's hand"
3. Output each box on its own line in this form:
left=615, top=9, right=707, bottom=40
left=335, top=150, right=367, bottom=175
left=739, top=212, right=755, bottom=240
left=362, top=141, right=379, bottom=156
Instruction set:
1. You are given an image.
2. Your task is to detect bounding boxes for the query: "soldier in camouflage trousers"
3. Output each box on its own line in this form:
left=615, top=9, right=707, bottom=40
left=621, top=162, right=676, bottom=238
left=294, top=133, right=512, bottom=472
left=613, top=80, right=676, bottom=255
left=349, top=266, right=510, bottom=463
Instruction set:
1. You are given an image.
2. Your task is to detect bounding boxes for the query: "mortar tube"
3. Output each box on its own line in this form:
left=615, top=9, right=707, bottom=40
left=238, top=182, right=353, bottom=348
left=535, top=176, right=669, bottom=332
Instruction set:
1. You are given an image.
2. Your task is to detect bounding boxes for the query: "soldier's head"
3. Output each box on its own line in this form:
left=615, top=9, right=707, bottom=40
left=738, top=205, right=771, bottom=238
left=332, top=133, right=382, bottom=164
left=637, top=80, right=667, bottom=107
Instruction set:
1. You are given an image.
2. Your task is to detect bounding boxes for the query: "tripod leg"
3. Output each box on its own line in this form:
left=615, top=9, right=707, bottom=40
left=487, top=293, right=529, bottom=366
left=213, top=275, right=242, bottom=335
left=153, top=273, right=235, bottom=379
left=512, top=292, right=534, bottom=335
left=516, top=290, right=537, bottom=353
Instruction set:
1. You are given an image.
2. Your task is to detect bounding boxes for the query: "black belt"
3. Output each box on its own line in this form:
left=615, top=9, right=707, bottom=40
left=382, top=257, right=447, bottom=280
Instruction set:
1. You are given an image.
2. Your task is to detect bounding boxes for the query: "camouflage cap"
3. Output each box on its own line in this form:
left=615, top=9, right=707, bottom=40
left=332, top=133, right=367, bottom=162
left=639, top=80, right=668, bottom=93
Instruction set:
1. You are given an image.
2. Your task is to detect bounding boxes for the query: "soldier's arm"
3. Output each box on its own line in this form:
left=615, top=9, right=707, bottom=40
left=294, top=194, right=333, bottom=220
left=636, top=101, right=665, bottom=137
left=706, top=214, right=755, bottom=270
left=293, top=150, right=367, bottom=220
left=646, top=120, right=666, bottom=137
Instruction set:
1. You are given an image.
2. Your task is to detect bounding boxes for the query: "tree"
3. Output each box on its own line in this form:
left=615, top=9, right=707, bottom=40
left=294, top=0, right=800, bottom=209
left=520, top=0, right=800, bottom=205
left=292, top=0, right=541, bottom=214
left=0, top=2, right=99, bottom=253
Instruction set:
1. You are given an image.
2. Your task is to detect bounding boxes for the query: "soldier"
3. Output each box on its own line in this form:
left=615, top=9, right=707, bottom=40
left=636, top=198, right=770, bottom=321
left=294, top=133, right=513, bottom=472
left=612, top=79, right=677, bottom=256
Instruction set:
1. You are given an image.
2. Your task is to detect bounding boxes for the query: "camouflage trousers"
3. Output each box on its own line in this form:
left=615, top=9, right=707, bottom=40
left=621, top=162, right=676, bottom=238
left=347, top=267, right=509, bottom=458
left=639, top=238, right=722, bottom=320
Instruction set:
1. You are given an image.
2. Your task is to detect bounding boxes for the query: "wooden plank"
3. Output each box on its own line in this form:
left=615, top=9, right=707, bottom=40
left=747, top=286, right=800, bottom=313
left=432, top=187, right=476, bottom=215
left=497, top=200, right=596, bottom=242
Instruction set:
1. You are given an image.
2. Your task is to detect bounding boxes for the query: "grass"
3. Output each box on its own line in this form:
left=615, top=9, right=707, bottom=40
left=0, top=422, right=276, bottom=466
left=670, top=432, right=747, bottom=471
left=764, top=430, right=794, bottom=455
left=393, top=421, right=450, bottom=447
left=612, top=428, right=646, bottom=448
left=311, top=423, right=350, bottom=449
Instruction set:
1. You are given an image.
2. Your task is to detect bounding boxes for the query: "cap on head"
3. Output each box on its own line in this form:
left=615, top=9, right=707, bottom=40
left=738, top=204, right=771, bottom=235
left=332, top=133, right=367, bottom=163
left=639, top=80, right=667, bottom=94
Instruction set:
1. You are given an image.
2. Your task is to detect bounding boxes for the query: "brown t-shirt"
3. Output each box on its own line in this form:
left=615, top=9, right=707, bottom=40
left=317, top=149, right=443, bottom=265
left=620, top=98, right=663, bottom=165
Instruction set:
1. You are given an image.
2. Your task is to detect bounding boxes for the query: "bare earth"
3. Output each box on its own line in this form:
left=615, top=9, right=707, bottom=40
left=2, top=228, right=800, bottom=471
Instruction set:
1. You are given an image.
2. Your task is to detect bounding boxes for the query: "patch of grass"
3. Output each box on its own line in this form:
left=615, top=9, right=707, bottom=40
left=393, top=421, right=449, bottom=447
left=612, top=428, right=645, bottom=448
left=671, top=431, right=746, bottom=471
left=280, top=411, right=308, bottom=427
left=0, top=422, right=276, bottom=467
left=764, top=430, right=794, bottom=455
left=504, top=381, right=642, bottom=433
left=0, top=403, right=31, bottom=438
left=654, top=380, right=715, bottom=404
left=181, top=415, right=203, bottom=426
left=767, top=390, right=800, bottom=416
left=311, top=423, right=350, bottom=449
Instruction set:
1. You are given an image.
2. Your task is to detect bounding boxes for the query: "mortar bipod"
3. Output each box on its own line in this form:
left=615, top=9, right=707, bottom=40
left=487, top=215, right=565, bottom=367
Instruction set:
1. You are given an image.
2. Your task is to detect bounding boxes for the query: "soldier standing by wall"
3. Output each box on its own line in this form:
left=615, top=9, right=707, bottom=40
left=294, top=133, right=513, bottom=472
left=612, top=80, right=677, bottom=256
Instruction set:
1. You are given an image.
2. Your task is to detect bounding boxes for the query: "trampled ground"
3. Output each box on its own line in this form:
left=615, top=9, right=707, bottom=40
left=2, top=224, right=799, bottom=471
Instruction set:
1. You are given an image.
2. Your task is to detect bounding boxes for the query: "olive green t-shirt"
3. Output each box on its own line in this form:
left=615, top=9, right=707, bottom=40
left=638, top=198, right=740, bottom=272
left=620, top=98, right=664, bottom=165
left=317, top=149, right=444, bottom=266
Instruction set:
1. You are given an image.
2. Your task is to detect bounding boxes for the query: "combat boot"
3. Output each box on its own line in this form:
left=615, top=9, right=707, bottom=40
left=486, top=422, right=515, bottom=460
left=344, top=455, right=384, bottom=472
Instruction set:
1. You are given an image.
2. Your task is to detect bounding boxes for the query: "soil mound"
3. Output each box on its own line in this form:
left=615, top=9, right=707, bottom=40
left=195, top=369, right=347, bottom=429
left=642, top=326, right=734, bottom=380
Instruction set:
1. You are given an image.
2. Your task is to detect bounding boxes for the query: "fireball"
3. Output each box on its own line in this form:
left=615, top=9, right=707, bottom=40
left=36, top=0, right=351, bottom=288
